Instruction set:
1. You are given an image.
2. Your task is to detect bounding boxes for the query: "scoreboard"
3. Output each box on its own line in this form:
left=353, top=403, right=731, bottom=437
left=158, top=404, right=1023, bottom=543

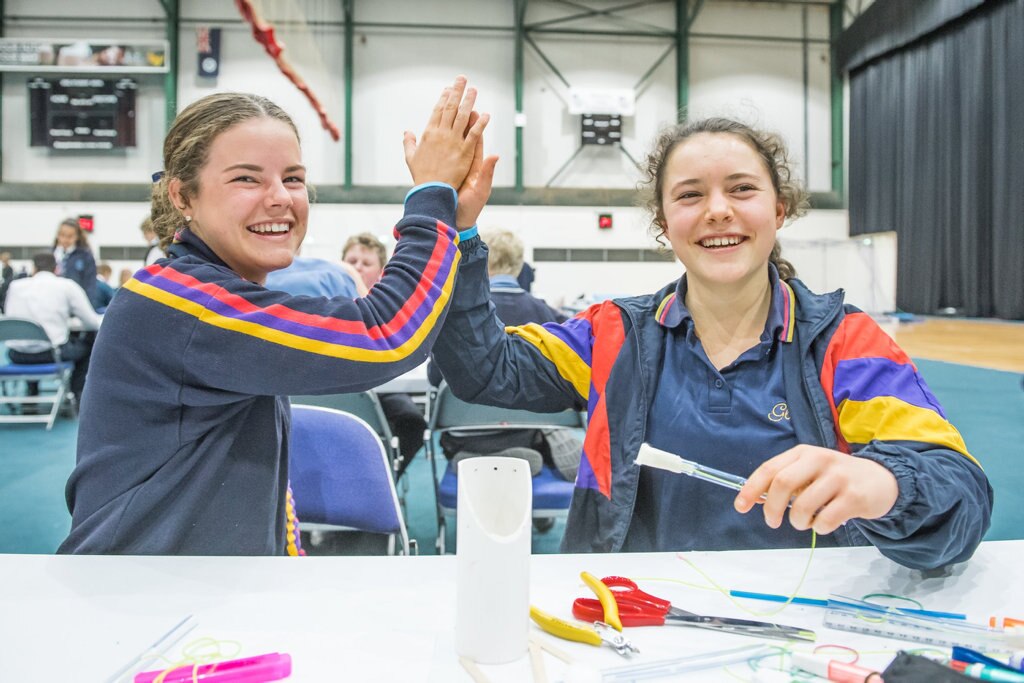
left=28, top=77, right=137, bottom=150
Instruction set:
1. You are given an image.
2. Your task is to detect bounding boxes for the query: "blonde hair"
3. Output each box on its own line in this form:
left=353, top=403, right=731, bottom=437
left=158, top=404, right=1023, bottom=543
left=638, top=117, right=809, bottom=280
left=342, top=233, right=388, bottom=268
left=481, top=229, right=523, bottom=277
left=150, top=93, right=300, bottom=250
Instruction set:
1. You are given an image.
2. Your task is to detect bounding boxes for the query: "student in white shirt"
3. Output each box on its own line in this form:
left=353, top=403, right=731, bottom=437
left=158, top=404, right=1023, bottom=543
left=5, top=252, right=100, bottom=401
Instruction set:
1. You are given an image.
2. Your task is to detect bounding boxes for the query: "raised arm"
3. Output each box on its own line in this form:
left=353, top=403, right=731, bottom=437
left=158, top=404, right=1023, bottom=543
left=122, top=77, right=490, bottom=397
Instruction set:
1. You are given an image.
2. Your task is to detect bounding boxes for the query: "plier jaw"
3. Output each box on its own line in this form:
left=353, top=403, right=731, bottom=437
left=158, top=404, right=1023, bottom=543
left=592, top=621, right=641, bottom=657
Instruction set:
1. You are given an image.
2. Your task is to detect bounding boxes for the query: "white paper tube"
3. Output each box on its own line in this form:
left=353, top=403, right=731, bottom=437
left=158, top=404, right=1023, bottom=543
left=455, top=456, right=533, bottom=664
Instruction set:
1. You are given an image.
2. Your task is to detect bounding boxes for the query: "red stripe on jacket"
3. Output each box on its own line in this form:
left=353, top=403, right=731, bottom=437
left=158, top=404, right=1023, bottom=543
left=820, top=311, right=915, bottom=453
left=581, top=302, right=626, bottom=498
left=145, top=221, right=455, bottom=341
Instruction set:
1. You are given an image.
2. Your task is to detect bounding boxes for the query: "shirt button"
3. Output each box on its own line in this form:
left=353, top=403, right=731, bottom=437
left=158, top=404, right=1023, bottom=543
left=714, top=379, right=724, bottom=388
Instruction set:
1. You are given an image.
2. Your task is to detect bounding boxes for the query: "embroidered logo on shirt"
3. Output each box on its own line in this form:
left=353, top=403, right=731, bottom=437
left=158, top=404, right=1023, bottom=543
left=768, top=402, right=790, bottom=422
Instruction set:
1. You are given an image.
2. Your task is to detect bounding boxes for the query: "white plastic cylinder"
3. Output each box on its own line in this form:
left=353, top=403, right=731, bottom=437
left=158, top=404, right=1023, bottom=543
left=455, top=455, right=533, bottom=664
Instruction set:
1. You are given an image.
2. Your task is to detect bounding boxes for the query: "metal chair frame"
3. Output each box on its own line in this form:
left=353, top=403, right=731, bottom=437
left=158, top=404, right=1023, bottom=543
left=0, top=318, right=73, bottom=430
left=424, top=381, right=584, bottom=554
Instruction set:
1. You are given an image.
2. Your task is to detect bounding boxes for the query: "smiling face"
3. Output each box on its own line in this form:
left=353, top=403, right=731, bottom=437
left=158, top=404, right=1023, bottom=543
left=343, top=244, right=384, bottom=289
left=660, top=132, right=785, bottom=291
left=170, top=117, right=308, bottom=284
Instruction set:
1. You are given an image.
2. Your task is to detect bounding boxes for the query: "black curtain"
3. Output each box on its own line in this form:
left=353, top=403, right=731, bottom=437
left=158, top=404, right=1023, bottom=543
left=844, top=0, right=1024, bottom=319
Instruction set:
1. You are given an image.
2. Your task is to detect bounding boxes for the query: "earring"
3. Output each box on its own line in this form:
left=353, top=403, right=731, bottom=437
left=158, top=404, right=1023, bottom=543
left=185, top=215, right=192, bottom=223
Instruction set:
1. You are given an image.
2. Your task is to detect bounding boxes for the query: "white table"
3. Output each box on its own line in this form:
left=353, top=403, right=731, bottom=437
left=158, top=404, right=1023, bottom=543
left=1, top=542, right=1020, bottom=682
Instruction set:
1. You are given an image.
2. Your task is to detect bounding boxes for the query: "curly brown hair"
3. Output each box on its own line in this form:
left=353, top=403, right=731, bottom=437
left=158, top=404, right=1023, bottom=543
left=150, top=93, right=300, bottom=250
left=637, top=117, right=809, bottom=280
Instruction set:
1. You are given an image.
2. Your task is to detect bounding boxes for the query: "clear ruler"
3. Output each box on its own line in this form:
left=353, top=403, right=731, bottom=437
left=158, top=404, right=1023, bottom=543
left=824, top=609, right=1024, bottom=654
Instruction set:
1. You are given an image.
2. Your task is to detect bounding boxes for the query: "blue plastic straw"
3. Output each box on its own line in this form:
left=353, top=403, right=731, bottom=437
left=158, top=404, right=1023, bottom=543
left=729, top=590, right=967, bottom=621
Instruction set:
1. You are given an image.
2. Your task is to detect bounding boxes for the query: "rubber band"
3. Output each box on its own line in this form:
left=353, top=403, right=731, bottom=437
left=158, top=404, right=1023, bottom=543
left=812, top=644, right=860, bottom=664
left=748, top=646, right=790, bottom=671
left=854, top=612, right=886, bottom=624
left=672, top=531, right=818, bottom=618
left=860, top=592, right=925, bottom=612
left=146, top=637, right=243, bottom=683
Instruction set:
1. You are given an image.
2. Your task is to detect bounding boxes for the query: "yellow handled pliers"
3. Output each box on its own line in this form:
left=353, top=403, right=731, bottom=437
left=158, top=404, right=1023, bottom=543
left=529, top=571, right=639, bottom=657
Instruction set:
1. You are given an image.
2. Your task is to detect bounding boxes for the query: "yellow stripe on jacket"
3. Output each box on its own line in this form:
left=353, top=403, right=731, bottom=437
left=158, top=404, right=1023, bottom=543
left=837, top=396, right=978, bottom=467
left=123, top=265, right=458, bottom=363
left=506, top=322, right=592, bottom=401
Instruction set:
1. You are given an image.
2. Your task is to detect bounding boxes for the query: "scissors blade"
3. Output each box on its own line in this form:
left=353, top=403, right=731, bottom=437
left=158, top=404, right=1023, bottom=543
left=667, top=616, right=816, bottom=642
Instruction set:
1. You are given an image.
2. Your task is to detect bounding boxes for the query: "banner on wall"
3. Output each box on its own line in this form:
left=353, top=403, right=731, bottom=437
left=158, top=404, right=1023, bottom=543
left=196, top=27, right=221, bottom=78
left=0, top=38, right=169, bottom=73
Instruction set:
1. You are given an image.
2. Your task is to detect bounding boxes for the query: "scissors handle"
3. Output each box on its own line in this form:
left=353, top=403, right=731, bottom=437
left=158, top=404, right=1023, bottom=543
left=573, top=598, right=666, bottom=627
left=600, top=576, right=671, bottom=611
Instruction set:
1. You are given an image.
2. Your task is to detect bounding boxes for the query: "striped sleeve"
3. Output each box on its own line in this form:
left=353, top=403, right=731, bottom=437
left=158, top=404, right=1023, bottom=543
left=121, top=188, right=460, bottom=395
left=820, top=311, right=978, bottom=466
left=506, top=301, right=625, bottom=499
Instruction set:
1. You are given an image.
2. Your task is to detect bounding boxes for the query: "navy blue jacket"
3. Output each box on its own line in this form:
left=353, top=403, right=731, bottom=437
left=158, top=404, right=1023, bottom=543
left=61, top=187, right=460, bottom=555
left=432, top=237, right=993, bottom=570
left=61, top=247, right=100, bottom=310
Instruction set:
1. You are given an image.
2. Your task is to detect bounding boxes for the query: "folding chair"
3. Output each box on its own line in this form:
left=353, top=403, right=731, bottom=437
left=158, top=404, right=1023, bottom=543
left=0, top=318, right=74, bottom=430
left=288, top=405, right=415, bottom=555
left=291, top=390, right=399, bottom=469
left=425, top=381, right=584, bottom=554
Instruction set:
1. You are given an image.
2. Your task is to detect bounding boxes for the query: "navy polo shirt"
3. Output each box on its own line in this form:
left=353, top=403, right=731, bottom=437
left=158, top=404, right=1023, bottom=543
left=624, top=266, right=837, bottom=552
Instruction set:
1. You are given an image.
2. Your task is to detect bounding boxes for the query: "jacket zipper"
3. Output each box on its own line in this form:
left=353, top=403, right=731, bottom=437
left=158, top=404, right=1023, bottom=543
left=616, top=301, right=647, bottom=552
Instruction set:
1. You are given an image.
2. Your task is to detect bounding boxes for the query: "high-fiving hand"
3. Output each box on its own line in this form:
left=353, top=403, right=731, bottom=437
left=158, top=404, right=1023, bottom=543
left=403, top=76, right=490, bottom=190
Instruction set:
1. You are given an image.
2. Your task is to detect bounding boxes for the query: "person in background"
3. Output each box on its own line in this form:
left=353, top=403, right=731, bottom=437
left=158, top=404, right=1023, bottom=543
left=140, top=215, right=164, bottom=266
left=432, top=117, right=992, bottom=571
left=117, top=268, right=133, bottom=288
left=60, top=77, right=489, bottom=555
left=5, top=252, right=100, bottom=406
left=0, top=251, right=14, bottom=313
left=0, top=251, right=12, bottom=284
left=53, top=218, right=100, bottom=311
left=94, top=263, right=115, bottom=310
left=341, top=233, right=388, bottom=289
left=343, top=231, right=426, bottom=479
left=516, top=259, right=535, bottom=293
left=264, top=250, right=366, bottom=299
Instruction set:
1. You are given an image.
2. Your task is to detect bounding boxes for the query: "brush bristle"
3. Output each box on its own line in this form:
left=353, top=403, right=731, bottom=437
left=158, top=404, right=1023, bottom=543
left=634, top=443, right=695, bottom=475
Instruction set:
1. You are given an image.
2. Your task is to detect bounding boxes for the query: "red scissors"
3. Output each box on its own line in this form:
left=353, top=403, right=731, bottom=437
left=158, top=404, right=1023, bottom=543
left=572, top=576, right=815, bottom=642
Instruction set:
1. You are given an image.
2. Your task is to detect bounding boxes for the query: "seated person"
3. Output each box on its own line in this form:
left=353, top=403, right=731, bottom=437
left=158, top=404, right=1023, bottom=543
left=432, top=117, right=992, bottom=570
left=95, top=263, right=116, bottom=310
left=4, top=252, right=100, bottom=405
left=429, top=229, right=578, bottom=481
left=60, top=79, right=489, bottom=555
left=264, top=252, right=364, bottom=299
left=343, top=232, right=427, bottom=479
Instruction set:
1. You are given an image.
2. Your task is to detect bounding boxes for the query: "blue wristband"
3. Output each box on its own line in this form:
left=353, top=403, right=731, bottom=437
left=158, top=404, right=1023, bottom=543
left=404, top=182, right=457, bottom=205
left=458, top=225, right=478, bottom=241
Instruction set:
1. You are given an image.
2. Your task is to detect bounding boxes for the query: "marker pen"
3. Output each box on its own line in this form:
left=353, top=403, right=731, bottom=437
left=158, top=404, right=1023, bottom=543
left=792, top=652, right=884, bottom=683
left=134, top=652, right=292, bottom=683
left=950, top=660, right=1024, bottom=682
left=952, top=646, right=1024, bottom=674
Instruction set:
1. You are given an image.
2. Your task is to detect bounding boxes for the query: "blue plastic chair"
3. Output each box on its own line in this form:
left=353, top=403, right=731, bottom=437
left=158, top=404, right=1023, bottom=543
left=425, top=382, right=583, bottom=554
left=289, top=405, right=414, bottom=555
left=0, top=318, right=74, bottom=430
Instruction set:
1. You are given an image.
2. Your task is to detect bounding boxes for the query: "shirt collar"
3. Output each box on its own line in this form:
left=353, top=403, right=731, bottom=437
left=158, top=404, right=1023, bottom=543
left=653, top=263, right=796, bottom=343
left=490, top=274, right=524, bottom=290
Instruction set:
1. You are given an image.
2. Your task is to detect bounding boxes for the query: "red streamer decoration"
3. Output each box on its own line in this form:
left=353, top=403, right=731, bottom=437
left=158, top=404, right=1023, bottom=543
left=235, top=0, right=341, bottom=141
